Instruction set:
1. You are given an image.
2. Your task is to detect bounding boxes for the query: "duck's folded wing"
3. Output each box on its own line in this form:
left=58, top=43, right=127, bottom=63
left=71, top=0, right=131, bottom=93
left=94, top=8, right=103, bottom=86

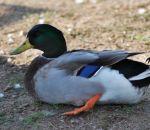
left=51, top=50, right=143, bottom=70
left=93, top=50, right=143, bottom=66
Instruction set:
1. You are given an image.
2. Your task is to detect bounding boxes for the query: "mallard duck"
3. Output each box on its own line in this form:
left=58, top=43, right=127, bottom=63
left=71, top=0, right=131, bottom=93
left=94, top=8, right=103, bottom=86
left=10, top=24, right=150, bottom=116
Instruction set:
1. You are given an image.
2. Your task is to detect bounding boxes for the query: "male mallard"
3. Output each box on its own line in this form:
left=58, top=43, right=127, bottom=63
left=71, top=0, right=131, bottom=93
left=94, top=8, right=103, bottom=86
left=11, top=24, right=150, bottom=116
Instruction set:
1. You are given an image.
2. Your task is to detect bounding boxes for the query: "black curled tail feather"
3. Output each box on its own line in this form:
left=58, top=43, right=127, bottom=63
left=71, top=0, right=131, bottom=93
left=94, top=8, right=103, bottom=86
left=146, top=57, right=150, bottom=63
left=129, top=68, right=150, bottom=88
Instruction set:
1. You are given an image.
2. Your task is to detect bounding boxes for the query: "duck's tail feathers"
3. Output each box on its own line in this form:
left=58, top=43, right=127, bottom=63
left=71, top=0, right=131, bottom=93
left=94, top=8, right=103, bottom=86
left=127, top=52, right=145, bottom=57
left=129, top=67, right=150, bottom=88
left=129, top=68, right=150, bottom=81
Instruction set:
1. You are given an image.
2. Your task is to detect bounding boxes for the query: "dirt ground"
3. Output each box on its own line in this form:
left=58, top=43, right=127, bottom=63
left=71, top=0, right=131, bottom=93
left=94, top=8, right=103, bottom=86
left=0, top=0, right=150, bottom=130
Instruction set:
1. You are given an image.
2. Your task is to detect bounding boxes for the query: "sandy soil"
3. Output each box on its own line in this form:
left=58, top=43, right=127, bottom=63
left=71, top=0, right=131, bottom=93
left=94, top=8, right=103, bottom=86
left=0, top=0, right=150, bottom=130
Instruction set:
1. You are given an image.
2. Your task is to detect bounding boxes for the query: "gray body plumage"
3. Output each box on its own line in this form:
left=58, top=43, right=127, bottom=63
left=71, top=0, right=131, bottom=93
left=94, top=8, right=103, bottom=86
left=33, top=50, right=149, bottom=106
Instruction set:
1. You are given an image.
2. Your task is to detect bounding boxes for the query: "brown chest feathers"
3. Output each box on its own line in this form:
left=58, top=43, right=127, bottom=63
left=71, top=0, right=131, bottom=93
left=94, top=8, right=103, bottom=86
left=24, top=56, right=50, bottom=99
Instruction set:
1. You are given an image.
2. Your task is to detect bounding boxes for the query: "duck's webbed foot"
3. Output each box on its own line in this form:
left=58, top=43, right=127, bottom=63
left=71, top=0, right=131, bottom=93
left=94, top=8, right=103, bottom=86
left=63, top=93, right=102, bottom=116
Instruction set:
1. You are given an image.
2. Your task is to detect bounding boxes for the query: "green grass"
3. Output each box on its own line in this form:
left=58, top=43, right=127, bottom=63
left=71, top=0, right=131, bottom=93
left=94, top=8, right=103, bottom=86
left=22, top=112, right=44, bottom=125
left=131, top=34, right=150, bottom=42
left=22, top=110, right=57, bottom=126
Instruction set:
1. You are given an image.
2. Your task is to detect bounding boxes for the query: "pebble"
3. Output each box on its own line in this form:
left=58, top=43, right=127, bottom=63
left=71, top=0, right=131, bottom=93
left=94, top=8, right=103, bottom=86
left=41, top=110, right=56, bottom=117
left=138, top=8, right=146, bottom=15
left=7, top=57, right=12, bottom=63
left=7, top=33, right=14, bottom=44
left=19, top=30, right=24, bottom=36
left=67, top=24, right=74, bottom=34
left=14, top=84, right=22, bottom=89
left=67, top=28, right=73, bottom=33
left=70, top=118, right=80, bottom=124
left=19, top=117, right=24, bottom=121
left=0, top=50, right=4, bottom=55
left=38, top=18, right=45, bottom=24
left=12, top=94, right=17, bottom=98
left=8, top=38, right=14, bottom=44
left=0, top=92, right=4, bottom=98
left=7, top=33, right=13, bottom=38
left=75, top=0, right=85, bottom=4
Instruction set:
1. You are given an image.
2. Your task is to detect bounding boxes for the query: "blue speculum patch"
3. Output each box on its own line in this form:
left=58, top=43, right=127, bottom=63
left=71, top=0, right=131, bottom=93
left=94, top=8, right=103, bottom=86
left=77, top=65, right=100, bottom=78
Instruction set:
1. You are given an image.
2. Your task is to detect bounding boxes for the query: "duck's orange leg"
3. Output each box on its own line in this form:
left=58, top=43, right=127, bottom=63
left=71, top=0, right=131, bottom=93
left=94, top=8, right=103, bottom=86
left=63, top=93, right=102, bottom=116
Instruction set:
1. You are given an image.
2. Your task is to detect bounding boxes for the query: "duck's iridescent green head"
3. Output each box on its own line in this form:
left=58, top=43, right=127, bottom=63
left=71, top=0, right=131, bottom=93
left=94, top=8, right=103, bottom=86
left=10, top=24, right=67, bottom=58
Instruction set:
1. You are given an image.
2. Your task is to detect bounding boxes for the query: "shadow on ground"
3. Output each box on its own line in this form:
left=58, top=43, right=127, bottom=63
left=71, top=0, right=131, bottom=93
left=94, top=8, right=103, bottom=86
left=0, top=3, right=49, bottom=27
left=0, top=55, right=27, bottom=90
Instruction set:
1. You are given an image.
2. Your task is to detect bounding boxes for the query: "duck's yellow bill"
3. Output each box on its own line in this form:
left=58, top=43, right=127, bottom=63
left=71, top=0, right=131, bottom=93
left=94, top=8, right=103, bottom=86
left=10, top=39, right=33, bottom=55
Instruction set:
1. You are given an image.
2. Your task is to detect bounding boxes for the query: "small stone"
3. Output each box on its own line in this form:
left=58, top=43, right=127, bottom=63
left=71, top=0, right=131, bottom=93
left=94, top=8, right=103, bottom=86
left=19, top=117, right=24, bottom=121
left=0, top=93, right=4, bottom=98
left=18, top=66, right=22, bottom=69
left=14, top=84, right=22, bottom=89
left=0, top=50, right=4, bottom=55
left=67, top=28, right=73, bottom=34
left=7, top=33, right=14, bottom=44
left=7, top=57, right=12, bottom=63
left=38, top=19, right=45, bottom=24
left=7, top=33, right=13, bottom=38
left=108, top=37, right=112, bottom=41
left=67, top=24, right=74, bottom=34
left=41, top=110, right=56, bottom=117
left=12, top=94, right=17, bottom=98
left=67, top=28, right=73, bottom=32
left=138, top=8, right=146, bottom=15
left=19, top=30, right=24, bottom=36
left=123, top=31, right=127, bottom=34
left=70, top=118, right=79, bottom=124
left=75, top=0, right=85, bottom=4
left=8, top=38, right=14, bottom=44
